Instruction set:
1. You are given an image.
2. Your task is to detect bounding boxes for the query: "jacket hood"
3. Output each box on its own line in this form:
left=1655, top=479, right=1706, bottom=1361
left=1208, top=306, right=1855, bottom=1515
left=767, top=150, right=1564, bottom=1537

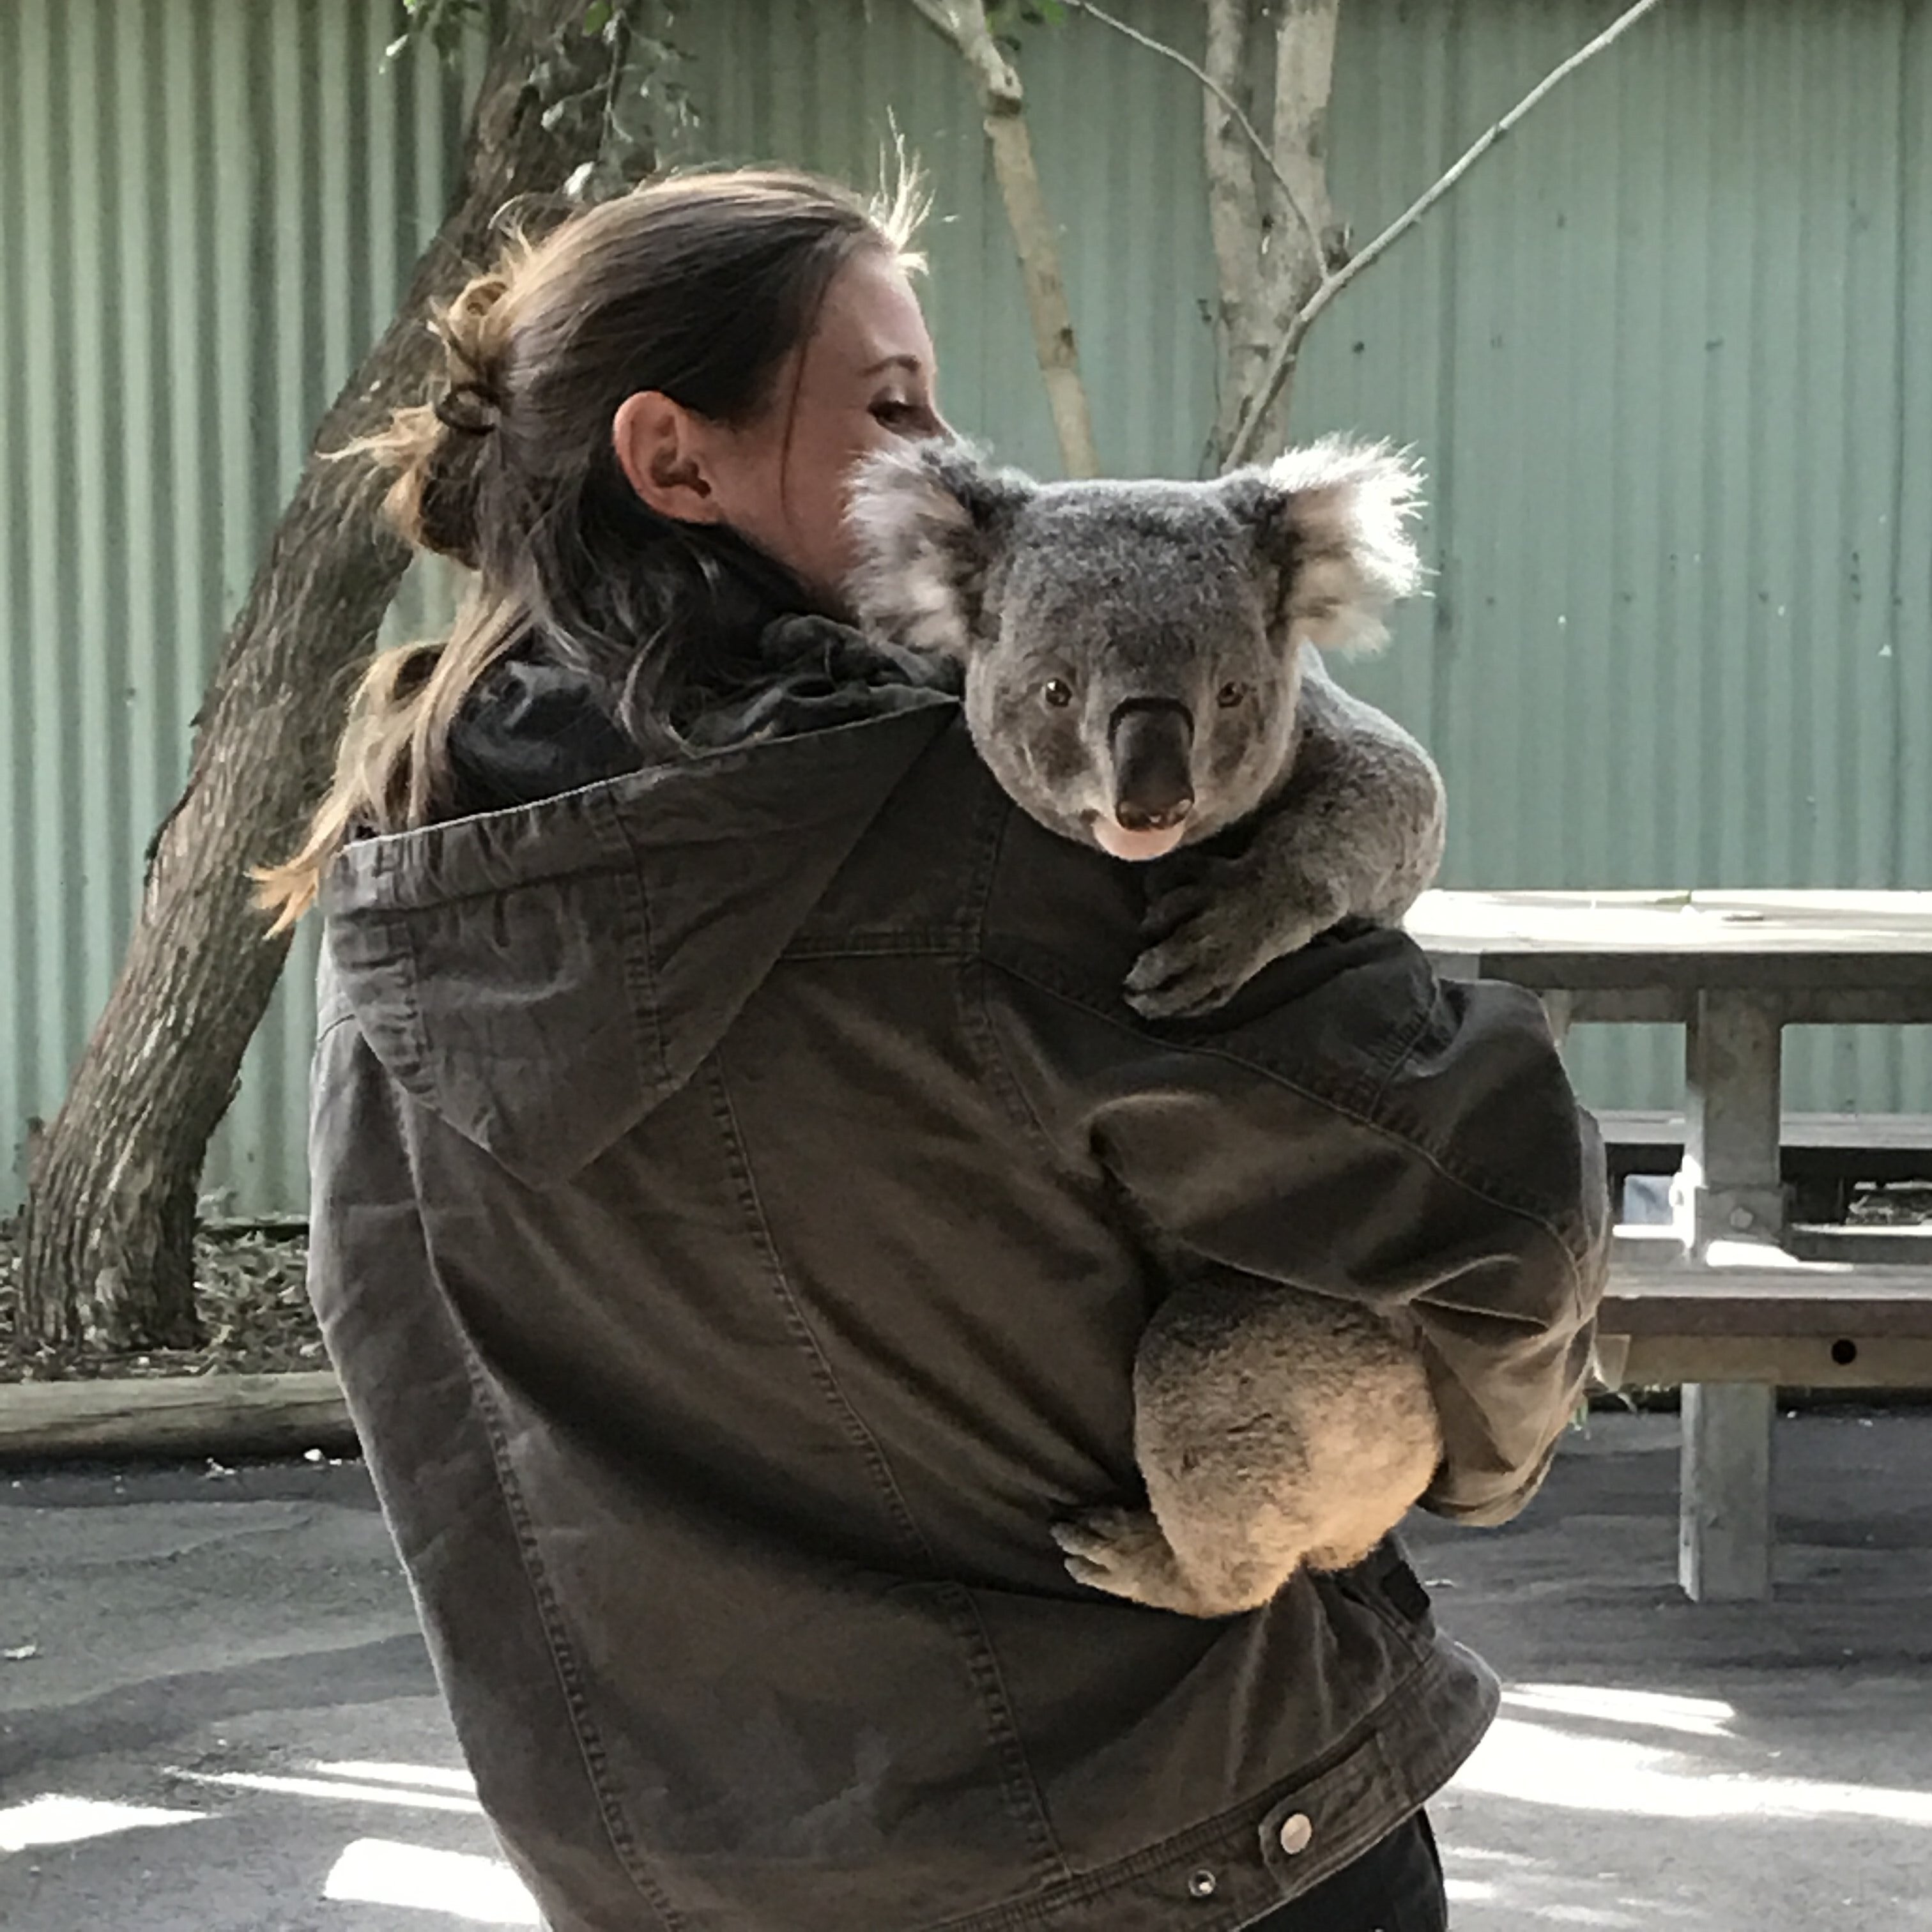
left=322, top=694, right=956, bottom=1186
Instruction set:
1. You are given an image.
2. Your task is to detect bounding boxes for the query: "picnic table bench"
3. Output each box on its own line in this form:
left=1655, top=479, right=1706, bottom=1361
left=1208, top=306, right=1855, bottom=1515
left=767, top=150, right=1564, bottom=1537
left=1404, top=889, right=1932, bottom=1602
left=1601, top=1108, right=1932, bottom=1220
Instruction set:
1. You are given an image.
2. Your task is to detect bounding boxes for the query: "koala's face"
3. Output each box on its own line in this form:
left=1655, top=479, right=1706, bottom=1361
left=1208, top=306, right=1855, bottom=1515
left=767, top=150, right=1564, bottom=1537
left=845, top=438, right=1422, bottom=862
left=963, top=489, right=1300, bottom=857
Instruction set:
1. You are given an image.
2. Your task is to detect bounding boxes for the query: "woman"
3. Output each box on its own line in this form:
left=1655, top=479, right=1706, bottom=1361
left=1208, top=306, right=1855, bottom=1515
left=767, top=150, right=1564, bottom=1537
left=263, top=168, right=1607, bottom=1932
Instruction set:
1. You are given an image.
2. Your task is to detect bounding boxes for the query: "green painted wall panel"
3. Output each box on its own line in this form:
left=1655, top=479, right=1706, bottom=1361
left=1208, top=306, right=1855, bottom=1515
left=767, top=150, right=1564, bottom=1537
left=4, top=1, right=1930, bottom=1215
left=0, top=0, right=482, bottom=1214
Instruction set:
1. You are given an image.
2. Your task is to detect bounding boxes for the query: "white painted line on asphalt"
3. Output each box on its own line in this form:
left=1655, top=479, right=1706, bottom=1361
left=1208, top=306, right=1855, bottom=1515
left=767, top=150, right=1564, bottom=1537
left=165, top=1768, right=484, bottom=1814
left=324, top=1837, right=540, bottom=1924
left=0, top=1794, right=207, bottom=1853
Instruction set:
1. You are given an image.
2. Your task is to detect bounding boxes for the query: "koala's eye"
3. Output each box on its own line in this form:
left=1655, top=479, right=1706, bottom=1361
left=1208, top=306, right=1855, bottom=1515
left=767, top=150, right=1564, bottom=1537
left=1216, top=681, right=1250, bottom=709
left=1042, top=678, right=1075, bottom=709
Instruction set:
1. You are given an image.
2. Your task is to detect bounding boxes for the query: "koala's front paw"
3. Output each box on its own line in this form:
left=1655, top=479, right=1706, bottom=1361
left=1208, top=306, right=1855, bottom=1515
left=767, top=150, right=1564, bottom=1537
left=1126, top=862, right=1331, bottom=1019
left=1052, top=1507, right=1218, bottom=1615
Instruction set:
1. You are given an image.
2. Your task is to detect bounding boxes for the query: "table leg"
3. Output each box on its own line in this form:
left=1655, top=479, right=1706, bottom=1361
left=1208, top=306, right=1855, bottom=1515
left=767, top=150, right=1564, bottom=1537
left=1680, top=1384, right=1775, bottom=1601
left=1672, top=990, right=1786, bottom=1251
left=1673, top=992, right=1785, bottom=1602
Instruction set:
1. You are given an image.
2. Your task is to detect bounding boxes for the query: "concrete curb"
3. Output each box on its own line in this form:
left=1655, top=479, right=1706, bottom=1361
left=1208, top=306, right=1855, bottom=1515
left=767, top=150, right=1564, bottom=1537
left=0, top=1370, right=356, bottom=1463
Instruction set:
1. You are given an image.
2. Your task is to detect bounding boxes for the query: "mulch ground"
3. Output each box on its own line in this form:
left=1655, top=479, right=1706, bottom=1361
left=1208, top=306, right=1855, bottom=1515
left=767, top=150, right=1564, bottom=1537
left=0, top=1219, right=322, bottom=1383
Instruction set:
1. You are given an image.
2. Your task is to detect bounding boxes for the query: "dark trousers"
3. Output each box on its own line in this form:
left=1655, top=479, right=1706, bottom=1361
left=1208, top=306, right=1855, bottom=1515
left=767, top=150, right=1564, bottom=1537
left=1244, top=1811, right=1446, bottom=1932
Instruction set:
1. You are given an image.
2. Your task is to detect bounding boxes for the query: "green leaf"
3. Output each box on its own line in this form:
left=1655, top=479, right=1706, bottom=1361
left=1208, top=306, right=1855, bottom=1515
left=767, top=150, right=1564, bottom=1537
left=583, top=0, right=613, bottom=35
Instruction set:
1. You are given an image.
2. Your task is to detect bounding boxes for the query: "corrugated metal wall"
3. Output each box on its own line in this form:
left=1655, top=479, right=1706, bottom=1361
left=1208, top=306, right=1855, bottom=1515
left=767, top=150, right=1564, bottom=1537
left=4, top=0, right=1929, bottom=1215
left=0, top=0, right=481, bottom=1215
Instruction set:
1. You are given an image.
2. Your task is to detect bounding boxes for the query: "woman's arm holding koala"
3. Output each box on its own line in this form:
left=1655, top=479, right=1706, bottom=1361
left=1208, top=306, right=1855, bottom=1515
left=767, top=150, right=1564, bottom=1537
left=984, top=923, right=1612, bottom=1526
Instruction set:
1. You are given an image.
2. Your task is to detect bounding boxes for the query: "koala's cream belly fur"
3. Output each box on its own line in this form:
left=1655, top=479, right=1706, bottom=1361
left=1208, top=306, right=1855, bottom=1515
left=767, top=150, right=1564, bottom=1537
left=1054, top=1282, right=1441, bottom=1618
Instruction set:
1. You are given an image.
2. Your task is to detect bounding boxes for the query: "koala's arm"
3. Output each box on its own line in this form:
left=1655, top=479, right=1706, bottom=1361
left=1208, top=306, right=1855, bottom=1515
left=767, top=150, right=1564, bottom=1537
left=1128, top=650, right=1445, bottom=1018
left=987, top=925, right=1611, bottom=1527
left=1271, top=648, right=1446, bottom=925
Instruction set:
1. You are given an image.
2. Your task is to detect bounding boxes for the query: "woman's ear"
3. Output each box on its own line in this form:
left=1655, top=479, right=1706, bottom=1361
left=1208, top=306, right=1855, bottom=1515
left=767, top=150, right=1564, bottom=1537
left=613, top=390, right=725, bottom=525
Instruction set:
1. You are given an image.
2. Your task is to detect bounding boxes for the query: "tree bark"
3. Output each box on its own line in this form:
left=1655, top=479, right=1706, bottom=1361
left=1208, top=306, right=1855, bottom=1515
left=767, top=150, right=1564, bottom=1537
left=1200, top=0, right=1265, bottom=467
left=1201, top=0, right=1340, bottom=469
left=17, top=0, right=645, bottom=1353
left=911, top=0, right=1100, bottom=477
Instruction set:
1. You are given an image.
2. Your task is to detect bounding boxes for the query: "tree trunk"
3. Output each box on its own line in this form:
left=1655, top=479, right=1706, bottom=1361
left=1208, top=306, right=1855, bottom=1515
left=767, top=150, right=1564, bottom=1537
left=1200, top=0, right=1266, bottom=468
left=981, top=102, right=1100, bottom=479
left=17, top=0, right=646, bottom=1353
left=1202, top=0, right=1340, bottom=469
left=912, top=0, right=1100, bottom=477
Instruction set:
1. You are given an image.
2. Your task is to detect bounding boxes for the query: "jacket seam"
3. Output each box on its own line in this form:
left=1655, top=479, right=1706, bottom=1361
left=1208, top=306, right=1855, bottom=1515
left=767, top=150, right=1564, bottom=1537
left=942, top=1583, right=1073, bottom=1885
left=782, top=931, right=974, bottom=960
left=1367, top=996, right=1440, bottom=1112
left=703, top=1058, right=1070, bottom=1885
left=457, top=1336, right=684, bottom=1932
left=963, top=959, right=1066, bottom=1165
left=601, top=786, right=673, bottom=1089
left=962, top=783, right=1015, bottom=947
left=984, top=957, right=1593, bottom=1312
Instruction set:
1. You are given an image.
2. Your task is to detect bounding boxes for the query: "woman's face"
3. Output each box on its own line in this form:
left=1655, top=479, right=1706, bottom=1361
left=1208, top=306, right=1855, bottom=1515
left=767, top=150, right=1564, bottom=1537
left=615, top=249, right=947, bottom=612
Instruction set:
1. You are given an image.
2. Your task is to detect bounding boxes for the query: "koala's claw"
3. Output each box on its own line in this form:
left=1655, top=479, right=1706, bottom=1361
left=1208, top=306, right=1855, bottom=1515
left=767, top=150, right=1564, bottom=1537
left=1126, top=907, right=1321, bottom=1018
left=1052, top=1506, right=1190, bottom=1607
left=1124, top=954, right=1254, bottom=1020
left=1129, top=859, right=1345, bottom=1018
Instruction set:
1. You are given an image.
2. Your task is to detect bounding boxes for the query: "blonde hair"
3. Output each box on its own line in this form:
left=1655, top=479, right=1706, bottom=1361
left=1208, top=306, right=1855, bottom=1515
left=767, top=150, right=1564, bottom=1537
left=257, top=165, right=926, bottom=930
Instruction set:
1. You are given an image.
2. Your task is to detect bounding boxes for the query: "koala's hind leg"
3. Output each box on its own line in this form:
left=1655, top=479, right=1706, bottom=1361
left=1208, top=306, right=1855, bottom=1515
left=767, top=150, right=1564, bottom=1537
left=1059, top=1280, right=1441, bottom=1618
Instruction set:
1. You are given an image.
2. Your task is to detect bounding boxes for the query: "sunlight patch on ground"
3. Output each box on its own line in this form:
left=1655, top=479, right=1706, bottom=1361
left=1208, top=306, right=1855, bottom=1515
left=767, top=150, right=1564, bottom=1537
left=1455, top=1717, right=1932, bottom=1825
left=1501, top=1684, right=1737, bottom=1738
left=167, top=1767, right=484, bottom=1815
left=1443, top=1844, right=1540, bottom=1866
left=0, top=1794, right=206, bottom=1853
left=325, top=1837, right=540, bottom=1924
left=312, top=1760, right=479, bottom=1795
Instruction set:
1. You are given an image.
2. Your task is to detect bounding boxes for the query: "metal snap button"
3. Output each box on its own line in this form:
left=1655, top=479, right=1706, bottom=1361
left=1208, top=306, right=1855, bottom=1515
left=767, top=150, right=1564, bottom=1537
left=1187, top=1868, right=1218, bottom=1899
left=1277, top=1813, right=1314, bottom=1855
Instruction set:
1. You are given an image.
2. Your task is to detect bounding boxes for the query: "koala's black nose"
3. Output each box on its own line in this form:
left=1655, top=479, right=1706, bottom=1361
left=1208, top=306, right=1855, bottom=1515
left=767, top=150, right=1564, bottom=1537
left=1109, top=700, right=1195, bottom=831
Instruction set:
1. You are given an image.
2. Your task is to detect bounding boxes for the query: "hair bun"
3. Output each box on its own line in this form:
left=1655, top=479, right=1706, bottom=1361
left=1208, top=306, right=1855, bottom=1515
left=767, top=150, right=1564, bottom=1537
left=431, top=269, right=514, bottom=392
left=433, top=379, right=502, bottom=437
left=410, top=420, right=489, bottom=569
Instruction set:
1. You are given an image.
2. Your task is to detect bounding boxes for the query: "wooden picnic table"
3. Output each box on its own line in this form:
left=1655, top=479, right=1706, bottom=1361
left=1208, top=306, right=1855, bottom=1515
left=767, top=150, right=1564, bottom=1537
left=1404, top=889, right=1932, bottom=1603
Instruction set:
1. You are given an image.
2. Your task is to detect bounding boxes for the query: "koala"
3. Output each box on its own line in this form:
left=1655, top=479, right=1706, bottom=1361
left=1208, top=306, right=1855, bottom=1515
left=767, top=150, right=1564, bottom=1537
left=845, top=436, right=1447, bottom=1620
left=845, top=436, right=1445, bottom=1020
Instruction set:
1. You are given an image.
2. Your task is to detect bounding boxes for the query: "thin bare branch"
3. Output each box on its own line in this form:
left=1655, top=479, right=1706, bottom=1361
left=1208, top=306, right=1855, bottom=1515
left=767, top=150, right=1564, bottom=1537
left=907, top=0, right=1100, bottom=474
left=1225, top=0, right=1666, bottom=468
left=1065, top=0, right=1322, bottom=271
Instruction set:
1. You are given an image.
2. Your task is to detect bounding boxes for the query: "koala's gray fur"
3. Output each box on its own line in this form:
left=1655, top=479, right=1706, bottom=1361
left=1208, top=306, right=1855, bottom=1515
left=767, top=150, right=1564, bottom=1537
left=845, top=437, right=1446, bottom=1018
left=845, top=436, right=1447, bottom=1619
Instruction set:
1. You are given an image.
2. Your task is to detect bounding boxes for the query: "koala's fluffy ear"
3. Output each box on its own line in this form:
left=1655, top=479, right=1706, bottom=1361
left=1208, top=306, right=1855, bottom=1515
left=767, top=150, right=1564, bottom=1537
left=1223, top=437, right=1425, bottom=652
left=844, top=439, right=1036, bottom=657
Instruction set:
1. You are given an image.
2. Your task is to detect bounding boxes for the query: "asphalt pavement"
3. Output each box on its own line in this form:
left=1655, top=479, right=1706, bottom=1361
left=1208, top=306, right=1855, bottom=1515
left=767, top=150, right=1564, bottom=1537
left=1, top=1409, right=1928, bottom=1931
